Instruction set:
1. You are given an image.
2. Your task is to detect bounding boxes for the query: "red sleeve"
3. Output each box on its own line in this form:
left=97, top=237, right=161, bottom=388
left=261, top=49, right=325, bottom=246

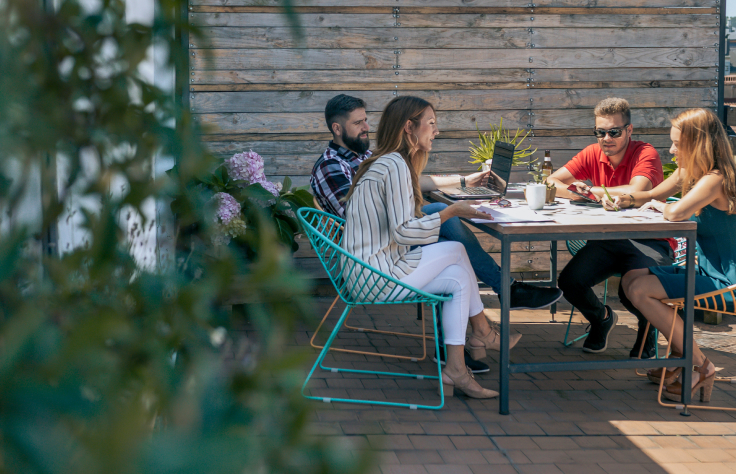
left=629, top=143, right=664, bottom=187
left=562, top=144, right=597, bottom=181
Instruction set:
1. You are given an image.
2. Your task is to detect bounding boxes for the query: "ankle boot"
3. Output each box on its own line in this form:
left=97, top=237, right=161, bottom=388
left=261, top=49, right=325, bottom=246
left=439, top=366, right=498, bottom=399
left=466, top=326, right=522, bottom=360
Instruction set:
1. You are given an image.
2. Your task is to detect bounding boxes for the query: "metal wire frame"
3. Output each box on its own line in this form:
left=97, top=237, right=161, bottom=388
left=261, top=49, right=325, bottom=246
left=297, top=207, right=452, bottom=410
left=306, top=202, right=436, bottom=361
left=651, top=283, right=736, bottom=412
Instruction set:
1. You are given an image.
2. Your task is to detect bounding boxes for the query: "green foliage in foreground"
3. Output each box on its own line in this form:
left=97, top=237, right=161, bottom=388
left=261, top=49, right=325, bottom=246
left=0, top=1, right=368, bottom=473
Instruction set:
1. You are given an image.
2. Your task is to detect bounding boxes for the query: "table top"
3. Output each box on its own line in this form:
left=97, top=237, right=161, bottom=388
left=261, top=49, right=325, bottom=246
left=428, top=190, right=697, bottom=237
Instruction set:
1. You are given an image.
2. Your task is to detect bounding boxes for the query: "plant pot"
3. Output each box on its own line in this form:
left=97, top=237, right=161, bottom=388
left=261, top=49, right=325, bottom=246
left=545, top=186, right=556, bottom=204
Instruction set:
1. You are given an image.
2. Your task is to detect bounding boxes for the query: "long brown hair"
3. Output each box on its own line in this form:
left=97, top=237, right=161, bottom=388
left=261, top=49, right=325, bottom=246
left=671, top=108, right=736, bottom=215
left=344, top=96, right=435, bottom=216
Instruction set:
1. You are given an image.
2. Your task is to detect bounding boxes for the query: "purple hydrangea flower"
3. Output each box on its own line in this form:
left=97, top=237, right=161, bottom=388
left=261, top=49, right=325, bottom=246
left=212, top=192, right=240, bottom=224
left=258, top=180, right=280, bottom=197
left=224, top=150, right=266, bottom=184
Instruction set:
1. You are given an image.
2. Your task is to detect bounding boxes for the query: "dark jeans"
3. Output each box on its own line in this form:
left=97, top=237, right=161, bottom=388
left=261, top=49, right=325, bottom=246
left=420, top=202, right=512, bottom=348
left=558, top=239, right=673, bottom=329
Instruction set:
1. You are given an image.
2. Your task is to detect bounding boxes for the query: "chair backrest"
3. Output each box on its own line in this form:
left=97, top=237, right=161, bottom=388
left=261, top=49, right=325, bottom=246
left=566, top=240, right=586, bottom=256
left=297, top=208, right=449, bottom=306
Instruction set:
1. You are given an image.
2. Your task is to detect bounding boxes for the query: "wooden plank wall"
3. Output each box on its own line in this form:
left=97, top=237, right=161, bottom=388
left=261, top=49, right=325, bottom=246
left=188, top=0, right=719, bottom=281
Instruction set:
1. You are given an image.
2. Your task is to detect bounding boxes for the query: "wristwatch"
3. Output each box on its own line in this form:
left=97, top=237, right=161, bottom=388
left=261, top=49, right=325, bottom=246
left=460, top=176, right=466, bottom=188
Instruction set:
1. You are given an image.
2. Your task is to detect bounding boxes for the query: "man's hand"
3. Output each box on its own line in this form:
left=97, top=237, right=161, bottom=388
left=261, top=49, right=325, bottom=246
left=572, top=181, right=591, bottom=195
left=465, top=170, right=491, bottom=187
left=601, top=195, right=620, bottom=211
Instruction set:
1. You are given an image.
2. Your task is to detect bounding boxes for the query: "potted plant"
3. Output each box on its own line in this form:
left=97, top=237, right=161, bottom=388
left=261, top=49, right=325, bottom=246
left=468, top=118, right=537, bottom=170
left=527, top=163, right=557, bottom=204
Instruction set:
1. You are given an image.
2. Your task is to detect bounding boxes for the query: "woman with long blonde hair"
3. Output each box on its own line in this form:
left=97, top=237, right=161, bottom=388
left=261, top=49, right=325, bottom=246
left=342, top=96, right=513, bottom=399
left=609, top=108, right=736, bottom=403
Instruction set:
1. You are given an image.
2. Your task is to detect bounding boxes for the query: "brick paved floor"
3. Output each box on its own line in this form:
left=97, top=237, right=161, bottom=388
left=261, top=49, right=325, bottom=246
left=294, top=289, right=736, bottom=474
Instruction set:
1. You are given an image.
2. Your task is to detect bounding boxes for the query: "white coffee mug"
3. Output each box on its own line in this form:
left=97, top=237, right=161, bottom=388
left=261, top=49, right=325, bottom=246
left=526, top=183, right=547, bottom=210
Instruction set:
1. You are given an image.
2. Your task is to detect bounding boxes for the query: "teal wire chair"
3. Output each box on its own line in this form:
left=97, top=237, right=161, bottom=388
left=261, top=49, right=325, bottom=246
left=297, top=208, right=452, bottom=410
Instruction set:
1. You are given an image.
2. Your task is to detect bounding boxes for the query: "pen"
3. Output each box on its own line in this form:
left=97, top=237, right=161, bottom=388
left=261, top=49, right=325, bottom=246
left=601, top=185, right=619, bottom=211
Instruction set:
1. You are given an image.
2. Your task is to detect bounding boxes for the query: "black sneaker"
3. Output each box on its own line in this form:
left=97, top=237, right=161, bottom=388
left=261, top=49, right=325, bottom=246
left=582, top=305, right=618, bottom=353
left=630, top=323, right=657, bottom=359
left=433, top=348, right=490, bottom=374
left=506, top=281, right=563, bottom=310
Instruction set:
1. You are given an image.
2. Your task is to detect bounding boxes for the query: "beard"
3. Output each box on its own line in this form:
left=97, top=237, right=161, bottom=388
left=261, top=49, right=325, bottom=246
left=341, top=129, right=370, bottom=155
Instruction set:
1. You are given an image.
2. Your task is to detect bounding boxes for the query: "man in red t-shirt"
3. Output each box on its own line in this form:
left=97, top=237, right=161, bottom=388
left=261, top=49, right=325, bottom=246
left=547, top=98, right=673, bottom=357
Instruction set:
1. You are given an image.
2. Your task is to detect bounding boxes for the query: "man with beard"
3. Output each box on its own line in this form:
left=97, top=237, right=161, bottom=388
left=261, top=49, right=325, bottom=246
left=311, top=94, right=563, bottom=372
left=546, top=97, right=674, bottom=358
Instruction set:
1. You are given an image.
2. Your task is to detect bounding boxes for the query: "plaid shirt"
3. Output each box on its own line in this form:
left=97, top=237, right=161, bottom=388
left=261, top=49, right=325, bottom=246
left=310, top=141, right=372, bottom=217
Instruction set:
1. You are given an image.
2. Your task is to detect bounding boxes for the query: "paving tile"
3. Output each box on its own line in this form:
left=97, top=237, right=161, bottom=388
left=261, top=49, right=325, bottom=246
left=449, top=436, right=496, bottom=450
left=650, top=436, right=698, bottom=449
left=381, top=422, right=426, bottom=435
left=574, top=422, right=622, bottom=435
left=395, top=450, right=443, bottom=465
left=521, top=449, right=574, bottom=464
left=641, top=447, right=700, bottom=463
left=530, top=436, right=579, bottom=450
left=687, top=448, right=736, bottom=462
left=554, top=463, right=608, bottom=474
left=469, top=466, right=517, bottom=474
left=380, top=465, right=429, bottom=474
left=408, top=435, right=456, bottom=450
left=686, top=435, right=736, bottom=448
left=537, top=421, right=585, bottom=436
left=685, top=422, right=736, bottom=435
left=437, top=449, right=488, bottom=465
left=515, top=464, right=564, bottom=474
left=648, top=421, right=700, bottom=436
left=419, top=422, right=466, bottom=435
left=368, top=435, right=414, bottom=450
left=609, top=420, right=661, bottom=436
left=341, top=421, right=385, bottom=435
left=424, top=465, right=474, bottom=474
left=459, top=422, right=486, bottom=435
left=478, top=450, right=512, bottom=465
left=604, top=448, right=659, bottom=464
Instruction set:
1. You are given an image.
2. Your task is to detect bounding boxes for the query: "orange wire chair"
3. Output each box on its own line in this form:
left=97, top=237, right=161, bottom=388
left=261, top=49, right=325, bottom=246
left=644, top=283, right=736, bottom=412
left=309, top=197, right=434, bottom=361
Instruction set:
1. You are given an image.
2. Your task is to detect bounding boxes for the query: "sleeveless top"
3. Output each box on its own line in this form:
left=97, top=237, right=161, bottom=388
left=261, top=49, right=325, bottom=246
left=692, top=205, right=736, bottom=289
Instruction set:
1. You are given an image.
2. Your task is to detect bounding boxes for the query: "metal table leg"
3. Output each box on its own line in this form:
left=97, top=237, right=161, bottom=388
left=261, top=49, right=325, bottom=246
left=500, top=235, right=512, bottom=415
left=681, top=235, right=696, bottom=414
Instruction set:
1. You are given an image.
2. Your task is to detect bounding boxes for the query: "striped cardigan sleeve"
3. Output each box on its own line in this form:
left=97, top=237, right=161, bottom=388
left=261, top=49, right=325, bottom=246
left=384, top=153, right=441, bottom=246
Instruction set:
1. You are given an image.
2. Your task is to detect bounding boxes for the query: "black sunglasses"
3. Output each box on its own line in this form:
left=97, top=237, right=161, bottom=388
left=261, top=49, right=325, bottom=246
left=593, top=124, right=630, bottom=139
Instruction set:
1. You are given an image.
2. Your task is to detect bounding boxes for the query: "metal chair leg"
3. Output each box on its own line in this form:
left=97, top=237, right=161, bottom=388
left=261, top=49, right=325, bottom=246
left=302, top=303, right=445, bottom=410
left=311, top=297, right=432, bottom=361
left=562, top=305, right=589, bottom=347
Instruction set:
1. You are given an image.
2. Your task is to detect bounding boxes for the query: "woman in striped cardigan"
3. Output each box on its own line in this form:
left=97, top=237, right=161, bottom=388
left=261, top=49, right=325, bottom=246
left=342, top=96, right=515, bottom=399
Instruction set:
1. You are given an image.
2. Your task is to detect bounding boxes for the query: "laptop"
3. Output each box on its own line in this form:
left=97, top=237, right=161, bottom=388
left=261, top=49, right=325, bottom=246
left=439, top=141, right=515, bottom=199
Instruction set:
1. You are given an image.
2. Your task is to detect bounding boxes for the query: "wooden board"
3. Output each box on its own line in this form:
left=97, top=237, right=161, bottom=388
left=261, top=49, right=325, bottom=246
left=190, top=0, right=713, bottom=8
left=190, top=48, right=717, bottom=70
left=191, top=13, right=717, bottom=29
left=191, top=88, right=716, bottom=113
left=191, top=27, right=714, bottom=50
left=202, top=134, right=673, bottom=156
left=195, top=108, right=693, bottom=134
left=191, top=68, right=716, bottom=85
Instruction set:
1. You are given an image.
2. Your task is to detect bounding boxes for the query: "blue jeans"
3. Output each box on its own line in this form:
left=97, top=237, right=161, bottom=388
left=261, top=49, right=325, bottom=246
left=421, top=202, right=511, bottom=351
left=422, top=202, right=508, bottom=293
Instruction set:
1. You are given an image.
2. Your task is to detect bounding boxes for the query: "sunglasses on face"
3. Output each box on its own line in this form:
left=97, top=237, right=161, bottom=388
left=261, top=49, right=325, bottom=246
left=593, top=124, right=630, bottom=139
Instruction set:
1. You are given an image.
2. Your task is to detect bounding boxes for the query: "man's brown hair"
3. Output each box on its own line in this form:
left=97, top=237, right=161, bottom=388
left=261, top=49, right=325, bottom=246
left=594, top=97, right=631, bottom=124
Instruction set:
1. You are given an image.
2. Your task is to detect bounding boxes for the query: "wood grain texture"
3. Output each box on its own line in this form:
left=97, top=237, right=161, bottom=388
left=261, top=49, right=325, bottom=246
left=195, top=108, right=691, bottom=134
left=190, top=0, right=712, bottom=9
left=190, top=48, right=716, bottom=70
left=398, top=48, right=717, bottom=69
left=192, top=27, right=715, bottom=50
left=191, top=13, right=716, bottom=29
left=190, top=68, right=715, bottom=85
left=203, top=134, right=672, bottom=156
left=199, top=128, right=673, bottom=142
left=191, top=88, right=716, bottom=113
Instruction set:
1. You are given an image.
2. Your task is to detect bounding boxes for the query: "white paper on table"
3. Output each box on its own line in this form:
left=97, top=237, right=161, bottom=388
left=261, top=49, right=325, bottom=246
left=470, top=205, right=556, bottom=223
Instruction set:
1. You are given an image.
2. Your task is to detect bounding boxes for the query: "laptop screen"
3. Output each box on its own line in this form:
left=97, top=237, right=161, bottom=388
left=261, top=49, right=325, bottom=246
left=488, top=141, right=515, bottom=195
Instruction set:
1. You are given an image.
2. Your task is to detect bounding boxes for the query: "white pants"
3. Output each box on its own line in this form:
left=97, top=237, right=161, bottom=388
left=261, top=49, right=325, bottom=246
left=399, top=241, right=484, bottom=345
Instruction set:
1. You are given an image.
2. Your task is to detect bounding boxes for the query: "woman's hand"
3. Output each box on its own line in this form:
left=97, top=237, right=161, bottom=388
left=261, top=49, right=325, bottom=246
left=639, top=199, right=666, bottom=213
left=439, top=200, right=492, bottom=223
left=465, top=170, right=491, bottom=187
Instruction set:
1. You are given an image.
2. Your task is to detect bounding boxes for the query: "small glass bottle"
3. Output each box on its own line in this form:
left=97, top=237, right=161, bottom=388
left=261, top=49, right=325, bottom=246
left=541, top=150, right=553, bottom=179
